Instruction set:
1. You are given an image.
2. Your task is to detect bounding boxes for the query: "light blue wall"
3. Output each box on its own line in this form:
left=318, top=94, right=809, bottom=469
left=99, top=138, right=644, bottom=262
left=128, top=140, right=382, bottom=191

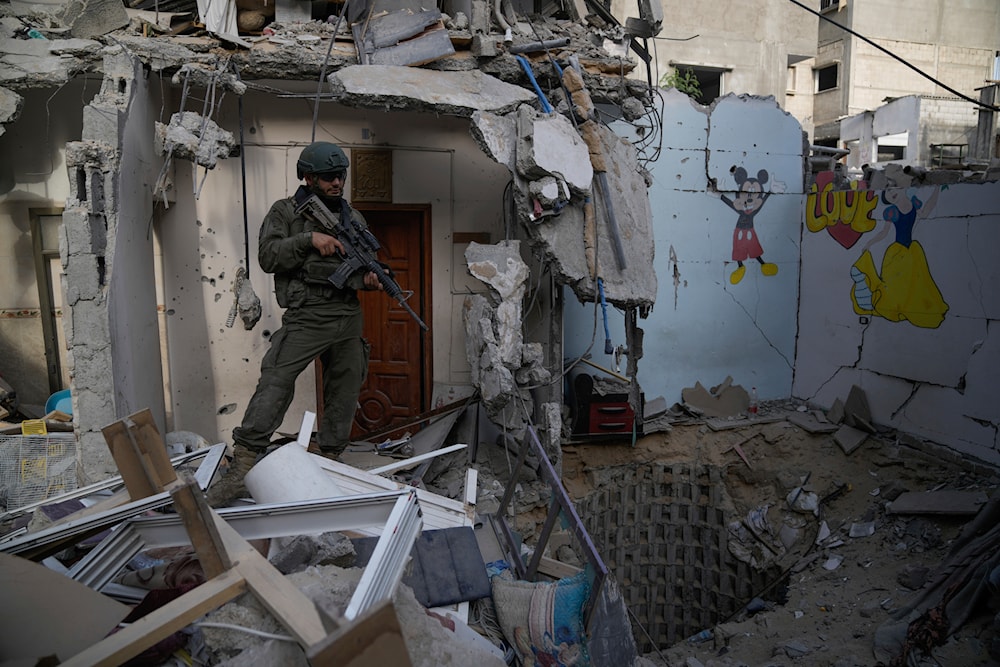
left=565, top=89, right=805, bottom=405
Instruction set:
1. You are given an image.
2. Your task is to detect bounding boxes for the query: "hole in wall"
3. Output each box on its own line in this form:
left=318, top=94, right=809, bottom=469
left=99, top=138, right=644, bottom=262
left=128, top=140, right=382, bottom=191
left=578, top=462, right=787, bottom=652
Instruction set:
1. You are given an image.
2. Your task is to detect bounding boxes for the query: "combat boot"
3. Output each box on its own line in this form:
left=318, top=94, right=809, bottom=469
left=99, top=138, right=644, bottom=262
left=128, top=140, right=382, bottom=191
left=205, top=444, right=259, bottom=507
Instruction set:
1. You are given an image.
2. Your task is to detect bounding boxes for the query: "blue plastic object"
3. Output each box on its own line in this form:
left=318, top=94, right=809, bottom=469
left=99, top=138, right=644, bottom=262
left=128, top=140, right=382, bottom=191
left=45, top=389, right=72, bottom=415
left=515, top=55, right=553, bottom=114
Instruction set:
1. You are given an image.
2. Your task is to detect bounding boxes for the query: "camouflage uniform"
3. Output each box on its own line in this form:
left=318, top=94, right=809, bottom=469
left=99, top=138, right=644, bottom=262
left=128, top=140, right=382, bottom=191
left=233, top=194, right=371, bottom=459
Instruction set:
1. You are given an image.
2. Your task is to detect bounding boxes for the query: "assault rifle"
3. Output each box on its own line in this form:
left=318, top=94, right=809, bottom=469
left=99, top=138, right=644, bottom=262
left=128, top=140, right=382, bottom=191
left=293, top=186, right=428, bottom=331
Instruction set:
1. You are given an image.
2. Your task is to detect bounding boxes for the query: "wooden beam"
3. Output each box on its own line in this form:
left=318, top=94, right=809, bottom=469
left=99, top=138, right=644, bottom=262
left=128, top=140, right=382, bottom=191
left=60, top=569, right=247, bottom=667
left=210, top=509, right=330, bottom=646
left=102, top=409, right=177, bottom=499
left=169, top=476, right=232, bottom=578
left=307, top=599, right=411, bottom=667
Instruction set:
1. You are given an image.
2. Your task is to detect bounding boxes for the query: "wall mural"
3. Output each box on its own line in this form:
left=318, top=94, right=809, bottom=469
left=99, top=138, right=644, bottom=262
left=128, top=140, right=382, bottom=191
left=806, top=172, right=948, bottom=329
left=718, top=167, right=785, bottom=285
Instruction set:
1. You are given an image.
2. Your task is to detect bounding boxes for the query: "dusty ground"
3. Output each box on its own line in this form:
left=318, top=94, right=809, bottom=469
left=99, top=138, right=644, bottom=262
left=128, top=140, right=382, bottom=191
left=555, top=403, right=1000, bottom=667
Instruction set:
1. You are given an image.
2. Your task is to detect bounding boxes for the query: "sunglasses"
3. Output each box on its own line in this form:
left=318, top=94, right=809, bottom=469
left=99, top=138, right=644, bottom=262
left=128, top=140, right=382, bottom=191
left=315, top=170, right=346, bottom=182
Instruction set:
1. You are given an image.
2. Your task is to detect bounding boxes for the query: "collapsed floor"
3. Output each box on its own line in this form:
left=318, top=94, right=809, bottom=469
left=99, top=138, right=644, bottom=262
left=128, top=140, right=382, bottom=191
left=2, top=388, right=999, bottom=666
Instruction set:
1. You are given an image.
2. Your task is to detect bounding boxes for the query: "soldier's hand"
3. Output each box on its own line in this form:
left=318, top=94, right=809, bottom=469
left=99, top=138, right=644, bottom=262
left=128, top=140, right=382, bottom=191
left=311, top=232, right=345, bottom=256
left=364, top=271, right=384, bottom=291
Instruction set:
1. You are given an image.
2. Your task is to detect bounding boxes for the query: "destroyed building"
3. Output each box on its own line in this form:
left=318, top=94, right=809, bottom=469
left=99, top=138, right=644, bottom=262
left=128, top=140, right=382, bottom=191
left=1, top=0, right=1000, bottom=665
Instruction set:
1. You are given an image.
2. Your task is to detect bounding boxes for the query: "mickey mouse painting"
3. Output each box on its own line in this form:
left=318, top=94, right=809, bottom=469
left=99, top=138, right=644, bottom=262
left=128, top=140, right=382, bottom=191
left=716, top=166, right=785, bottom=285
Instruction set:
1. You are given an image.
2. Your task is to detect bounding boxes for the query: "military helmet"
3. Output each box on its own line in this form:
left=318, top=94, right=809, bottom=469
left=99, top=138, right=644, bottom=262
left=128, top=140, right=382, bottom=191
left=296, top=141, right=349, bottom=179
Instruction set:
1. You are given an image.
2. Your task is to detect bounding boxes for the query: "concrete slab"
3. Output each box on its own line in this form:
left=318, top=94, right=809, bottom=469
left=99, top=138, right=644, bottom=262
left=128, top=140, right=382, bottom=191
left=786, top=410, right=839, bottom=434
left=887, top=490, right=988, bottom=515
left=843, top=385, right=875, bottom=433
left=326, top=65, right=536, bottom=117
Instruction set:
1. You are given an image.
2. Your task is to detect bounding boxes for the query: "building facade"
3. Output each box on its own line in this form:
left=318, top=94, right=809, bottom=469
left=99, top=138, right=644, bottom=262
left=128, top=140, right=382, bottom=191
left=814, top=0, right=999, bottom=166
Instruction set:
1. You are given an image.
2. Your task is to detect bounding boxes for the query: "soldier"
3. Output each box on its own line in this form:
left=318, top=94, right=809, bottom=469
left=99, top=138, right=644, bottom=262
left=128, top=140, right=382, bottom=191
left=208, top=141, right=382, bottom=506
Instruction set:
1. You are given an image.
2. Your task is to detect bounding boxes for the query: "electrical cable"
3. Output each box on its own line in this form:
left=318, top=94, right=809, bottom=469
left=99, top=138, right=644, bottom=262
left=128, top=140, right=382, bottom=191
left=785, top=0, right=999, bottom=112
left=193, top=621, right=297, bottom=642
left=311, top=0, right=352, bottom=142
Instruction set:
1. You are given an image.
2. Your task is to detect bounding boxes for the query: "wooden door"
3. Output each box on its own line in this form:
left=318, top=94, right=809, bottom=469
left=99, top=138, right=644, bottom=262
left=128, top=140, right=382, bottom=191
left=351, top=205, right=430, bottom=438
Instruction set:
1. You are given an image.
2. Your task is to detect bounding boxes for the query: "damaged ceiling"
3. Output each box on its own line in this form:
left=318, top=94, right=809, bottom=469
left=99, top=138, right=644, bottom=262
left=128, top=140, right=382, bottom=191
left=1, top=0, right=661, bottom=311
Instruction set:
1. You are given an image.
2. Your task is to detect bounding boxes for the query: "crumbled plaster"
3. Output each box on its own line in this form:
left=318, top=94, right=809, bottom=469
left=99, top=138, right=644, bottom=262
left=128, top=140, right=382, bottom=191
left=0, top=85, right=22, bottom=136
left=0, top=35, right=101, bottom=88
left=155, top=111, right=236, bottom=169
left=472, top=107, right=657, bottom=309
left=462, top=242, right=564, bottom=464
left=514, top=105, right=593, bottom=195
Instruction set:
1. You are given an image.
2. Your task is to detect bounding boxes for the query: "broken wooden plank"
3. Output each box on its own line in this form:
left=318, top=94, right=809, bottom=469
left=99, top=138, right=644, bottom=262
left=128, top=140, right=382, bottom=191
left=102, top=409, right=177, bottom=500
left=307, top=598, right=412, bottom=667
left=169, top=476, right=232, bottom=578
left=887, top=490, right=989, bottom=516
left=210, top=509, right=330, bottom=646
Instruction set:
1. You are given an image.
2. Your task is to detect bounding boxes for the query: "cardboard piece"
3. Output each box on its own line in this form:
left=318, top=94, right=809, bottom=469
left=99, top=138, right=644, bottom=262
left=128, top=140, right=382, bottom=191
left=0, top=551, right=130, bottom=664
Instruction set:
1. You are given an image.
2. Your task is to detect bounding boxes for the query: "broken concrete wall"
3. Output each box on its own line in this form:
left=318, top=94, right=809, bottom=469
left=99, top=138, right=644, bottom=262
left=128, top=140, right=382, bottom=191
left=62, top=48, right=165, bottom=482
left=795, top=171, right=1000, bottom=465
left=157, top=88, right=511, bottom=442
left=0, top=81, right=86, bottom=407
left=565, top=89, right=805, bottom=406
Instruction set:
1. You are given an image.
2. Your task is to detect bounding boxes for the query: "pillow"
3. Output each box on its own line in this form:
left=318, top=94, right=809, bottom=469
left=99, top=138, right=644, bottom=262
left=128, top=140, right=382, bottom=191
left=491, top=571, right=591, bottom=667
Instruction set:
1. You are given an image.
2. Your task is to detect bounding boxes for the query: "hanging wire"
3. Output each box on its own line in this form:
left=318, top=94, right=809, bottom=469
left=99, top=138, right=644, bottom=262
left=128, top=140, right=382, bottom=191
left=233, top=62, right=251, bottom=273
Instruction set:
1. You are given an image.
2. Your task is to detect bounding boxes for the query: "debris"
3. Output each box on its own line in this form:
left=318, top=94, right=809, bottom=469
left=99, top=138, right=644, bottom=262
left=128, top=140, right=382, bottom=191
left=887, top=490, right=989, bottom=516
left=58, top=0, right=130, bottom=39
left=849, top=521, right=875, bottom=538
left=834, top=423, right=868, bottom=454
left=682, top=376, right=749, bottom=418
left=786, top=410, right=839, bottom=434
left=823, top=555, right=843, bottom=570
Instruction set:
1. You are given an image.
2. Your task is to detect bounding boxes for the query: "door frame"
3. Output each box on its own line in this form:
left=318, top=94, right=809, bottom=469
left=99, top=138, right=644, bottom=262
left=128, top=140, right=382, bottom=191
left=30, top=207, right=66, bottom=395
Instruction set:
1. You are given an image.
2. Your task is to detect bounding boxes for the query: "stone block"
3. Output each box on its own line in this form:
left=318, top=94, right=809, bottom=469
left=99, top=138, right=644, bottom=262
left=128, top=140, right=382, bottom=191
left=58, top=0, right=129, bottom=39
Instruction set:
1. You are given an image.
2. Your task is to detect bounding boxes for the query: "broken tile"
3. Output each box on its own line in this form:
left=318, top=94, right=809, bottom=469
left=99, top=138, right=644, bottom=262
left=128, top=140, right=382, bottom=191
left=834, top=424, right=868, bottom=455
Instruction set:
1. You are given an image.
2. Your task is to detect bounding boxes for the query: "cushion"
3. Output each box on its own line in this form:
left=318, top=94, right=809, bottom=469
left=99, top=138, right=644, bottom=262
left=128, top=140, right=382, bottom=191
left=491, top=571, right=591, bottom=666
